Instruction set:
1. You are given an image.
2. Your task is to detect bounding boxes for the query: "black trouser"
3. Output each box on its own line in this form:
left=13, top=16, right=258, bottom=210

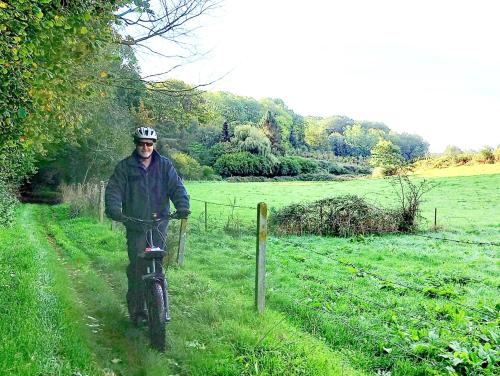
left=125, top=224, right=167, bottom=317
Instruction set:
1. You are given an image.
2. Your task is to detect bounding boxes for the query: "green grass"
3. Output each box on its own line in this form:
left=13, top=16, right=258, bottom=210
left=1, top=172, right=498, bottom=375
left=0, top=205, right=105, bottom=375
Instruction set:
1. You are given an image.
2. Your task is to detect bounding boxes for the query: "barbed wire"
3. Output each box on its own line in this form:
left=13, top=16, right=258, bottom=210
left=190, top=197, right=255, bottom=210
left=288, top=270, right=492, bottom=340
left=413, top=233, right=500, bottom=247
left=272, top=237, right=497, bottom=320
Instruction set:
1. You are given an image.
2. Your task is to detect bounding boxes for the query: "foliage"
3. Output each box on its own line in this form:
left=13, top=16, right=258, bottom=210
left=233, top=124, right=272, bottom=156
left=207, top=141, right=239, bottom=165
left=476, top=146, right=495, bottom=164
left=262, top=110, right=284, bottom=155
left=443, top=145, right=463, bottom=156
left=414, top=147, right=499, bottom=170
left=270, top=195, right=399, bottom=237
left=388, top=169, right=437, bottom=232
left=0, top=179, right=18, bottom=227
left=170, top=151, right=203, bottom=180
left=0, top=0, right=117, bottom=183
left=213, top=152, right=277, bottom=177
left=370, top=139, right=404, bottom=176
left=389, top=132, right=429, bottom=161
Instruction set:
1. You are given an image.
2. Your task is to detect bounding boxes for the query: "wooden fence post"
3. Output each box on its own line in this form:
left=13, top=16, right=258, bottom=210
left=177, top=218, right=188, bottom=266
left=255, top=202, right=267, bottom=314
left=204, top=201, right=208, bottom=232
left=99, top=181, right=105, bottom=223
left=319, top=204, right=323, bottom=236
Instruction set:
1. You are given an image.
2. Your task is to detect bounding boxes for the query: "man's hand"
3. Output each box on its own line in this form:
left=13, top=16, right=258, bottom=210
left=171, top=209, right=190, bottom=219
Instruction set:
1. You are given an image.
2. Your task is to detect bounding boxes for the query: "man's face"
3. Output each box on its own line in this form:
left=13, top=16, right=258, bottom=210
left=136, top=139, right=155, bottom=159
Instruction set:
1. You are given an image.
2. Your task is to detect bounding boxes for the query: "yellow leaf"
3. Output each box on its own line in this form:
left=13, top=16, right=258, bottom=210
left=80, top=26, right=88, bottom=34
left=99, top=71, right=108, bottom=78
left=0, top=2, right=8, bottom=9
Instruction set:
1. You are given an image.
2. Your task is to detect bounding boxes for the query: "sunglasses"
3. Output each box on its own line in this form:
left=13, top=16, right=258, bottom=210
left=136, top=141, right=154, bottom=147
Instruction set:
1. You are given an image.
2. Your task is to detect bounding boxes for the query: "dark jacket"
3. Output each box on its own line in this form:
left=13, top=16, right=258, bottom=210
left=105, top=149, right=189, bottom=229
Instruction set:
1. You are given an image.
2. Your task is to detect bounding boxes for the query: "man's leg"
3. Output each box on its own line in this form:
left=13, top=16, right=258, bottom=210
left=126, top=229, right=147, bottom=323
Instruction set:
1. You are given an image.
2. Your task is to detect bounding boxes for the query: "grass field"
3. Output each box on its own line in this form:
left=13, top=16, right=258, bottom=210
left=1, top=172, right=498, bottom=375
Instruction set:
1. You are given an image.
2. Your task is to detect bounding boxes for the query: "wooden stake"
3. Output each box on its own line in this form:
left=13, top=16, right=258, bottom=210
left=204, top=201, right=208, bottom=232
left=255, top=202, right=267, bottom=314
left=177, top=218, right=188, bottom=266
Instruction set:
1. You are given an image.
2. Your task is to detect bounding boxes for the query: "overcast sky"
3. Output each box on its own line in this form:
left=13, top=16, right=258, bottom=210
left=135, top=0, right=500, bottom=153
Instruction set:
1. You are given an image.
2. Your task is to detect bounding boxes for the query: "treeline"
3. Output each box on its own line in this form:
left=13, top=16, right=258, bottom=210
left=0, top=0, right=429, bottom=225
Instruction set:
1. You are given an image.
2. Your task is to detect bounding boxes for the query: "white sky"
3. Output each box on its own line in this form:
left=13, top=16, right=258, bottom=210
left=135, top=0, right=500, bottom=153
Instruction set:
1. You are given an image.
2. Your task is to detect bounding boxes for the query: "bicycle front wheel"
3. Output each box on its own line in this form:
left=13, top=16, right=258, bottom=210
left=147, top=281, right=166, bottom=352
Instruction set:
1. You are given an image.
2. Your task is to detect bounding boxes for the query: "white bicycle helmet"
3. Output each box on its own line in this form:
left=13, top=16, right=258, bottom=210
left=133, top=127, right=158, bottom=142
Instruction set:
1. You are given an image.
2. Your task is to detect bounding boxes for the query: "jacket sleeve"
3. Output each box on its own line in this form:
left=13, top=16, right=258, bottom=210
left=166, top=160, right=190, bottom=212
left=105, top=161, right=127, bottom=221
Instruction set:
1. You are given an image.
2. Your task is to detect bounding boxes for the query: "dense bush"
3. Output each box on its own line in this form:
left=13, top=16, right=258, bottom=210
left=316, top=160, right=348, bottom=175
left=0, top=180, right=18, bottom=226
left=214, top=152, right=276, bottom=177
left=476, top=146, right=495, bottom=164
left=270, top=195, right=399, bottom=237
left=170, top=152, right=203, bottom=180
left=207, top=142, right=238, bottom=165
left=295, top=157, right=319, bottom=174
left=276, top=157, right=301, bottom=176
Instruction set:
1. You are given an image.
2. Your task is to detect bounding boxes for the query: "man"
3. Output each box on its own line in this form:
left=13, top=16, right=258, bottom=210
left=105, top=126, right=190, bottom=324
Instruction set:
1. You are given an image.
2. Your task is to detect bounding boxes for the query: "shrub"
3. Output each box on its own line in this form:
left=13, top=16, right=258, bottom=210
left=495, top=147, right=500, bottom=162
left=207, top=142, right=238, bottom=165
left=316, top=160, right=348, bottom=175
left=170, top=152, right=203, bottom=180
left=0, top=180, right=18, bottom=226
left=214, top=152, right=276, bottom=177
left=477, top=146, right=495, bottom=164
left=276, top=157, right=301, bottom=176
left=201, top=165, right=216, bottom=179
left=270, top=195, right=399, bottom=237
left=295, top=157, right=319, bottom=174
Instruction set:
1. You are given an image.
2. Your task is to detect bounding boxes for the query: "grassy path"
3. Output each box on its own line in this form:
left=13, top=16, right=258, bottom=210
left=1, top=204, right=362, bottom=375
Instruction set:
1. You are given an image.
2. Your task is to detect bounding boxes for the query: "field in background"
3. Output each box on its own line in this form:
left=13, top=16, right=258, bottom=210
left=413, top=163, right=500, bottom=178
left=1, top=171, right=498, bottom=375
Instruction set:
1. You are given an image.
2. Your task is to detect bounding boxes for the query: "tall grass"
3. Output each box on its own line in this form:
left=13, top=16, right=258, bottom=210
left=0, top=205, right=106, bottom=375
left=60, top=182, right=101, bottom=218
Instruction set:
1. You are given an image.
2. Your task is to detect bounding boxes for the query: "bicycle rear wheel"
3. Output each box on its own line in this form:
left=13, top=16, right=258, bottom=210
left=147, top=281, right=166, bottom=352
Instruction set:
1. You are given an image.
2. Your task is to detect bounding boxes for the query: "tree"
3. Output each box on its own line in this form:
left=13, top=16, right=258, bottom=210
left=390, top=132, right=429, bottom=161
left=262, top=111, right=283, bottom=155
left=221, top=121, right=230, bottom=142
left=233, top=124, right=272, bottom=157
left=343, top=124, right=379, bottom=156
left=370, top=139, right=403, bottom=175
left=304, top=118, right=329, bottom=150
left=443, top=145, right=462, bottom=156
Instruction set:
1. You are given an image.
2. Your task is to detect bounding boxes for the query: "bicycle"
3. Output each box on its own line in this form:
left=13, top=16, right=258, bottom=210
left=123, top=212, right=176, bottom=352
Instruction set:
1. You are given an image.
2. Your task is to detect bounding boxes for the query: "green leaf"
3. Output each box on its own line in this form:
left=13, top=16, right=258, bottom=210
left=17, top=107, right=27, bottom=118
left=80, top=26, right=88, bottom=34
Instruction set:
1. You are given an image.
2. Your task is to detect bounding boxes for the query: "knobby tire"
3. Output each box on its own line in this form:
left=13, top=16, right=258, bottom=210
left=148, top=281, right=166, bottom=352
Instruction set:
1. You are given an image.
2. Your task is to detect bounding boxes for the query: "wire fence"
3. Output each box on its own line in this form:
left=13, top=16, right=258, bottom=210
left=273, top=237, right=497, bottom=320
left=61, top=183, right=498, bottom=373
